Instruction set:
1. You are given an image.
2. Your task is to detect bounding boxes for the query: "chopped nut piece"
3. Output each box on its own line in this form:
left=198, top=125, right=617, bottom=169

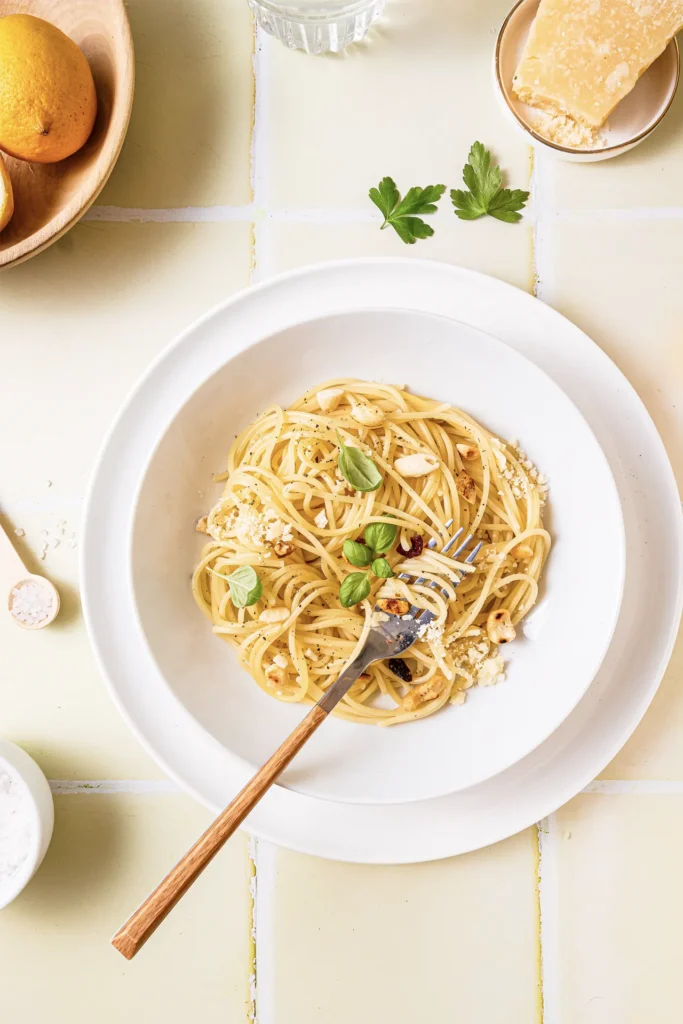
left=394, top=453, right=440, bottom=477
left=452, top=690, right=467, bottom=705
left=350, top=402, right=385, bottom=426
left=511, top=542, right=534, bottom=560
left=272, top=653, right=289, bottom=669
left=402, top=674, right=447, bottom=711
left=456, top=443, right=478, bottom=461
left=273, top=540, right=294, bottom=557
left=456, top=471, right=476, bottom=504
left=316, top=387, right=344, bottom=413
left=259, top=607, right=290, bottom=623
left=486, top=608, right=516, bottom=644
left=265, top=665, right=287, bottom=688
left=376, top=598, right=411, bottom=616
left=314, top=509, right=328, bottom=529
left=195, top=516, right=208, bottom=534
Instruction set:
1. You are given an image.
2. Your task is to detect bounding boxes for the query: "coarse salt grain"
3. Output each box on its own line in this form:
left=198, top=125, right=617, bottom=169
left=9, top=580, right=55, bottom=627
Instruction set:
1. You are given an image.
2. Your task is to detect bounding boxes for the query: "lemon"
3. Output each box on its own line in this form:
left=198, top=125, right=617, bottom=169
left=0, top=153, right=13, bottom=231
left=0, top=14, right=97, bottom=163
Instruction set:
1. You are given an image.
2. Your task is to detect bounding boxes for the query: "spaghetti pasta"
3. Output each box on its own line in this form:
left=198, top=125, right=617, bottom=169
left=192, top=379, right=550, bottom=725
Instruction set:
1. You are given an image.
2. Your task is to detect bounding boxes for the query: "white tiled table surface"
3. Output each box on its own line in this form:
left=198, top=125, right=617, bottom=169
left=0, top=2, right=681, bottom=1020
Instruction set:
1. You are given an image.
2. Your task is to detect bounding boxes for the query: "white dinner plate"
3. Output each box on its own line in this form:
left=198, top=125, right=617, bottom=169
left=82, top=260, right=682, bottom=861
left=126, top=307, right=623, bottom=805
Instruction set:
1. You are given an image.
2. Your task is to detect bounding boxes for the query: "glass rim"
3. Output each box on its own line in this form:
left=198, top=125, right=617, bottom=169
left=249, top=0, right=383, bottom=21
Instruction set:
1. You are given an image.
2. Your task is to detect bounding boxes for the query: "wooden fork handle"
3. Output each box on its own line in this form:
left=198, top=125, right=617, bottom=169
left=111, top=703, right=327, bottom=960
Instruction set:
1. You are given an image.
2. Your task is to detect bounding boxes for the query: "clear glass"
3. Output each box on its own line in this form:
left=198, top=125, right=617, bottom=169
left=248, top=0, right=387, bottom=55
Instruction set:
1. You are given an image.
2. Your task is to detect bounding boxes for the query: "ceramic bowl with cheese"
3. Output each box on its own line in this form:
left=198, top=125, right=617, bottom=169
left=495, top=0, right=680, bottom=163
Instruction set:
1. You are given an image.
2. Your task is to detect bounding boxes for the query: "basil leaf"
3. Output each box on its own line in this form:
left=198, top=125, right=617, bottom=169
left=343, top=539, right=374, bottom=567
left=364, top=520, right=397, bottom=554
left=336, top=431, right=382, bottom=492
left=372, top=558, right=394, bottom=579
left=339, top=572, right=371, bottom=608
left=227, top=565, right=263, bottom=608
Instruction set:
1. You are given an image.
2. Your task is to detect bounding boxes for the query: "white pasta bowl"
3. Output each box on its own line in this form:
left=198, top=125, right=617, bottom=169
left=98, top=295, right=627, bottom=806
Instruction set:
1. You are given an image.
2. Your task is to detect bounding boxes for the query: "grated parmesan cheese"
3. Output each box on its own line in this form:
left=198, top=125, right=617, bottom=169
left=530, top=110, right=604, bottom=150
left=207, top=500, right=293, bottom=550
left=477, top=656, right=506, bottom=688
left=491, top=437, right=528, bottom=499
left=313, top=509, right=328, bottom=530
left=424, top=621, right=444, bottom=646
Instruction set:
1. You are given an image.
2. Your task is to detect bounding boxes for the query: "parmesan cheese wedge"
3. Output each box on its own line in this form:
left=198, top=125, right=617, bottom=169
left=512, top=0, right=683, bottom=129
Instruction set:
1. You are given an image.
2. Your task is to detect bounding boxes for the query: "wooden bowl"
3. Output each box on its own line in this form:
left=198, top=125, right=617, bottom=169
left=0, top=0, right=134, bottom=268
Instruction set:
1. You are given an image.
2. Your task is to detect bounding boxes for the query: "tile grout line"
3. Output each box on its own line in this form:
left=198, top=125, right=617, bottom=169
left=531, top=146, right=555, bottom=303
left=49, top=779, right=180, bottom=794
left=84, top=204, right=377, bottom=224
left=537, top=815, right=561, bottom=1024
left=251, top=24, right=272, bottom=284
left=531, top=141, right=557, bottom=1024
left=248, top=837, right=258, bottom=1023
left=270, top=207, right=378, bottom=223
left=83, top=204, right=683, bottom=225
left=47, top=778, right=683, bottom=795
left=583, top=779, right=683, bottom=793
left=252, top=840, right=278, bottom=1024
left=84, top=205, right=257, bottom=223
left=553, top=205, right=683, bottom=221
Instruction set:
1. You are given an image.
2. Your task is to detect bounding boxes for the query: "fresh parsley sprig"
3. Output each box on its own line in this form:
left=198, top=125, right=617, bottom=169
left=370, top=144, right=528, bottom=241
left=339, top=519, right=398, bottom=607
left=369, top=177, right=446, bottom=245
left=451, top=142, right=529, bottom=223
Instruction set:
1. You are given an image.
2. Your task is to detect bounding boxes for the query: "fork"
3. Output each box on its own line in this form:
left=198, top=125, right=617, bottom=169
left=111, top=522, right=479, bottom=959
left=111, top=597, right=432, bottom=960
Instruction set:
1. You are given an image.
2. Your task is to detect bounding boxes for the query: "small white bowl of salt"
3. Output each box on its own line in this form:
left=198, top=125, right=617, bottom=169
left=0, top=737, right=54, bottom=910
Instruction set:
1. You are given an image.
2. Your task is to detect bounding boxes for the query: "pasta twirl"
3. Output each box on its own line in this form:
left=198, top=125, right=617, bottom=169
left=192, top=380, right=550, bottom=725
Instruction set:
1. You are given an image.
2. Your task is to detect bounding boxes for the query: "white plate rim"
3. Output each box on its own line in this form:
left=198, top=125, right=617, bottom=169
left=81, top=258, right=683, bottom=863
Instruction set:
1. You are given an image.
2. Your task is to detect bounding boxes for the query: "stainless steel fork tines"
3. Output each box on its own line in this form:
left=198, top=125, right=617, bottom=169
left=398, top=518, right=483, bottom=595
